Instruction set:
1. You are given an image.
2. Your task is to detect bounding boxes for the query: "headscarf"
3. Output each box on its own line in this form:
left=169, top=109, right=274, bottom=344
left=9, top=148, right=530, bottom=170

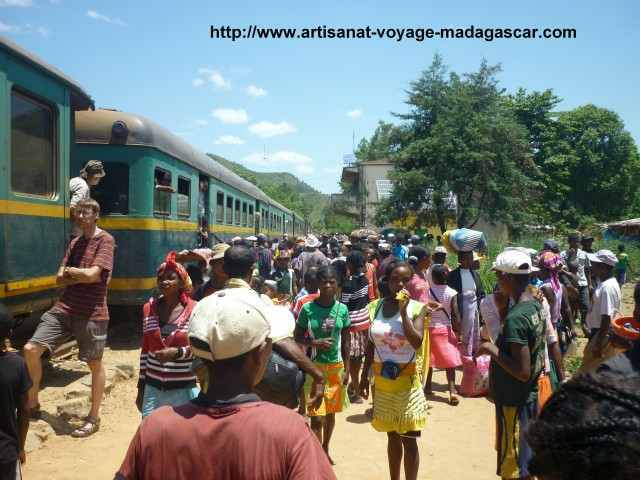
left=157, top=251, right=193, bottom=303
left=539, top=251, right=562, bottom=292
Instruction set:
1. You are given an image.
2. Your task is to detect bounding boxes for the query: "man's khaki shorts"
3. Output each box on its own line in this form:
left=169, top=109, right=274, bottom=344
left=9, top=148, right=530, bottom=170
left=29, top=309, right=108, bottom=362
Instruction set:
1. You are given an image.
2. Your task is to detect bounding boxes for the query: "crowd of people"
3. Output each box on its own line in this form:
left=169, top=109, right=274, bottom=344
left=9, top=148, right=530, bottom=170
left=1, top=167, right=639, bottom=479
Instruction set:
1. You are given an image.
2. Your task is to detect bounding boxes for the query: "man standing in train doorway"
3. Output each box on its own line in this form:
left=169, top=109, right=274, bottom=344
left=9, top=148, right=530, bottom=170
left=69, top=160, right=106, bottom=237
left=23, top=199, right=115, bottom=438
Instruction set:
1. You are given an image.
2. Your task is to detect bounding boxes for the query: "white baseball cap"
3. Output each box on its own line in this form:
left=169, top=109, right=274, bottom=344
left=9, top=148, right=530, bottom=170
left=493, top=249, right=539, bottom=275
left=188, top=288, right=294, bottom=361
left=245, top=235, right=257, bottom=242
left=231, top=236, right=242, bottom=243
left=586, top=249, right=618, bottom=267
left=434, top=246, right=448, bottom=254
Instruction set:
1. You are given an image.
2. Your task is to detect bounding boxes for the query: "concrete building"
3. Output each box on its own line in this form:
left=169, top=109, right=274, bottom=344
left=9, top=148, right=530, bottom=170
left=331, top=157, right=394, bottom=227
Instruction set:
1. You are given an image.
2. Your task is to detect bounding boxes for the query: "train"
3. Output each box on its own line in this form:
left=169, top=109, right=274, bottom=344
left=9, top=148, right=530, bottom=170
left=0, top=36, right=308, bottom=332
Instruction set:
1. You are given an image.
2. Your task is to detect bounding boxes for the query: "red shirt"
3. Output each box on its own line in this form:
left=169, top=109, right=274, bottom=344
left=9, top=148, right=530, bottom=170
left=291, top=292, right=320, bottom=319
left=55, top=230, right=115, bottom=321
left=116, top=399, right=336, bottom=480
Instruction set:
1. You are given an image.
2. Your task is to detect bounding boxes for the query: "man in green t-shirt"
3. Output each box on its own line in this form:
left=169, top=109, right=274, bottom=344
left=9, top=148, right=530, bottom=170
left=477, top=249, right=546, bottom=480
left=615, top=244, right=631, bottom=285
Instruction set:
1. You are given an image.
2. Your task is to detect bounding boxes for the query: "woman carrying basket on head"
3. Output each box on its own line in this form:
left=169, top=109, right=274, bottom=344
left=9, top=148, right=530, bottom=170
left=359, top=261, right=429, bottom=480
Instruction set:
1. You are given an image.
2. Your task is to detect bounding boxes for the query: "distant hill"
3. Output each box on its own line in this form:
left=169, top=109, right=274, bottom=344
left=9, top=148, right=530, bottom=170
left=207, top=154, right=329, bottom=229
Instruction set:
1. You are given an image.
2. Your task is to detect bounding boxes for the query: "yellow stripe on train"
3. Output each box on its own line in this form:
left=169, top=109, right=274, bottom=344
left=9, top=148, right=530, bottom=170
left=0, top=200, right=68, bottom=218
left=0, top=275, right=60, bottom=298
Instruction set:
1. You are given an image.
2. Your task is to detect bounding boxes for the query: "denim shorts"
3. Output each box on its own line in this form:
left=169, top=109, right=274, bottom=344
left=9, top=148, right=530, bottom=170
left=141, top=384, right=200, bottom=418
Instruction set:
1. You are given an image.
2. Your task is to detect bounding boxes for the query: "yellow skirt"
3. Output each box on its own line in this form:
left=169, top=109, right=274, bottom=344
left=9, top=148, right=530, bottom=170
left=304, top=362, right=349, bottom=417
left=372, top=367, right=427, bottom=434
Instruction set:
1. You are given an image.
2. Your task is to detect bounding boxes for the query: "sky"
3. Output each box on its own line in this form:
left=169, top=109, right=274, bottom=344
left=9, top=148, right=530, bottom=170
left=1, top=0, right=639, bottom=194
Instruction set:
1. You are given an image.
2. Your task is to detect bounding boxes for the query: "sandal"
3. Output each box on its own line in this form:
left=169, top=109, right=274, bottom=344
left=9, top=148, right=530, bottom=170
left=71, top=416, right=100, bottom=438
left=29, top=403, right=42, bottom=420
left=449, top=394, right=460, bottom=406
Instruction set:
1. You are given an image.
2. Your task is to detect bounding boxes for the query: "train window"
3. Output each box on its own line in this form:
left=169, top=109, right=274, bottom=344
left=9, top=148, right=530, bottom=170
left=177, top=177, right=191, bottom=218
left=226, top=196, right=233, bottom=225
left=92, top=163, right=129, bottom=215
left=216, top=192, right=224, bottom=223
left=154, top=168, right=172, bottom=216
left=10, top=90, right=56, bottom=197
left=234, top=199, right=241, bottom=225
left=248, top=204, right=254, bottom=227
left=242, top=202, right=247, bottom=227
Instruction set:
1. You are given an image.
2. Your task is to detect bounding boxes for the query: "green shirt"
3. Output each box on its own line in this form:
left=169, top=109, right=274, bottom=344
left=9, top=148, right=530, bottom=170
left=296, top=300, right=350, bottom=364
left=489, top=300, right=546, bottom=407
left=616, top=253, right=630, bottom=271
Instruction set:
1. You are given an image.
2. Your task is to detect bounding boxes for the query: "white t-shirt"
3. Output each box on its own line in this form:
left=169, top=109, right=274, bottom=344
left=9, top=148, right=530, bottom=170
left=371, top=299, right=420, bottom=364
left=586, top=277, right=621, bottom=329
left=460, top=269, right=475, bottom=293
left=69, top=176, right=90, bottom=236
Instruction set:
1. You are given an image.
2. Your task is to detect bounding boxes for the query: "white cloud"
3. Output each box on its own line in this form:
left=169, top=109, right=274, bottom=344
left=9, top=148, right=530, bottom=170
left=198, top=68, right=231, bottom=89
left=247, top=85, right=267, bottom=97
left=87, top=10, right=126, bottom=27
left=0, top=21, right=49, bottom=36
left=243, top=150, right=313, bottom=175
left=346, top=109, right=363, bottom=119
left=0, top=0, right=32, bottom=7
left=211, top=108, right=248, bottom=124
left=215, top=135, right=245, bottom=145
left=248, top=121, right=296, bottom=138
left=192, top=78, right=205, bottom=87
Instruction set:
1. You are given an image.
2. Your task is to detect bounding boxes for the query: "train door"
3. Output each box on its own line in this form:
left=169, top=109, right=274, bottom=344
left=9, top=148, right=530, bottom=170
left=198, top=175, right=209, bottom=247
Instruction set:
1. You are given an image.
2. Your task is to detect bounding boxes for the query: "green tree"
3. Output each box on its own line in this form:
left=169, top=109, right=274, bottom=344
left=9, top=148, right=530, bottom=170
left=383, top=57, right=535, bottom=233
left=546, top=105, right=640, bottom=225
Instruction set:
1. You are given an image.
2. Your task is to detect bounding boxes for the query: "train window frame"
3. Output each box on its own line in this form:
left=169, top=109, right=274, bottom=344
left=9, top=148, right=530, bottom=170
left=226, top=195, right=233, bottom=225
left=177, top=176, right=191, bottom=218
left=154, top=167, right=172, bottom=216
left=242, top=202, right=248, bottom=227
left=234, top=199, right=241, bottom=225
left=91, top=162, right=129, bottom=215
left=216, top=192, right=224, bottom=224
left=248, top=204, right=254, bottom=227
left=10, top=88, right=58, bottom=199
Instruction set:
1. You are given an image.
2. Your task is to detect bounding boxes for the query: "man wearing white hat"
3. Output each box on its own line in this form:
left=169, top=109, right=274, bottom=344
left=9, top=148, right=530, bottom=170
left=477, top=248, right=545, bottom=480
left=116, top=289, right=335, bottom=480
left=585, top=249, right=621, bottom=357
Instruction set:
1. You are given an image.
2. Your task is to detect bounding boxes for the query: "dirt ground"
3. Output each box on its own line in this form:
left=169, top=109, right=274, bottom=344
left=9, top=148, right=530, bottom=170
left=21, top=284, right=636, bottom=480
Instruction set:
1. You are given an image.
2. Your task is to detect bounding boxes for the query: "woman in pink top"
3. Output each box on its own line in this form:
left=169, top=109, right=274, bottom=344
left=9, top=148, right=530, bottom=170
left=406, top=247, right=432, bottom=303
left=424, top=264, right=462, bottom=405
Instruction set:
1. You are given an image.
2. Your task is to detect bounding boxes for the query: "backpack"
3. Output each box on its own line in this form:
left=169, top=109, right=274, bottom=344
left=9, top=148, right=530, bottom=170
left=253, top=349, right=304, bottom=409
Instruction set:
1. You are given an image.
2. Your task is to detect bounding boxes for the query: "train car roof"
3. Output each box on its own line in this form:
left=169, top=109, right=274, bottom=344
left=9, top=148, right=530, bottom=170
left=75, top=109, right=294, bottom=215
left=0, top=36, right=93, bottom=110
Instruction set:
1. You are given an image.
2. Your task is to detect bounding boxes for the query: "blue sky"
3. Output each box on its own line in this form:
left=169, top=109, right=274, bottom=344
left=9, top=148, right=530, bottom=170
left=2, top=0, right=638, bottom=194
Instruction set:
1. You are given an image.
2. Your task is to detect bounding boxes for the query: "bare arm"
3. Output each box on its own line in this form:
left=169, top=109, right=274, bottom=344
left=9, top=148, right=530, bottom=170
left=399, top=299, right=424, bottom=350
left=17, top=392, right=29, bottom=463
left=450, top=296, right=460, bottom=334
left=561, top=286, right=576, bottom=331
left=341, top=329, right=351, bottom=383
left=479, top=342, right=531, bottom=383
left=66, top=266, right=104, bottom=284
left=274, top=337, right=323, bottom=383
left=549, top=341, right=565, bottom=382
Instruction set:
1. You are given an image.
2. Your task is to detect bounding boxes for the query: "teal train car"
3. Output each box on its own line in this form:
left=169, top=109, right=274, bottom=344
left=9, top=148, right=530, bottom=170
left=0, top=36, right=93, bottom=323
left=74, top=109, right=308, bottom=306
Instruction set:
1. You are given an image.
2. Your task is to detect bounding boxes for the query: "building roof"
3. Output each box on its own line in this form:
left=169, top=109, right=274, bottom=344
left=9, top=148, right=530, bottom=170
left=75, top=109, right=292, bottom=214
left=0, top=36, right=93, bottom=110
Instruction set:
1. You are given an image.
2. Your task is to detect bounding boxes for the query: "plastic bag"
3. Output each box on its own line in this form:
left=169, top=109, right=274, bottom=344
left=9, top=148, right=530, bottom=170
left=443, top=228, right=487, bottom=253
left=459, top=355, right=490, bottom=397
